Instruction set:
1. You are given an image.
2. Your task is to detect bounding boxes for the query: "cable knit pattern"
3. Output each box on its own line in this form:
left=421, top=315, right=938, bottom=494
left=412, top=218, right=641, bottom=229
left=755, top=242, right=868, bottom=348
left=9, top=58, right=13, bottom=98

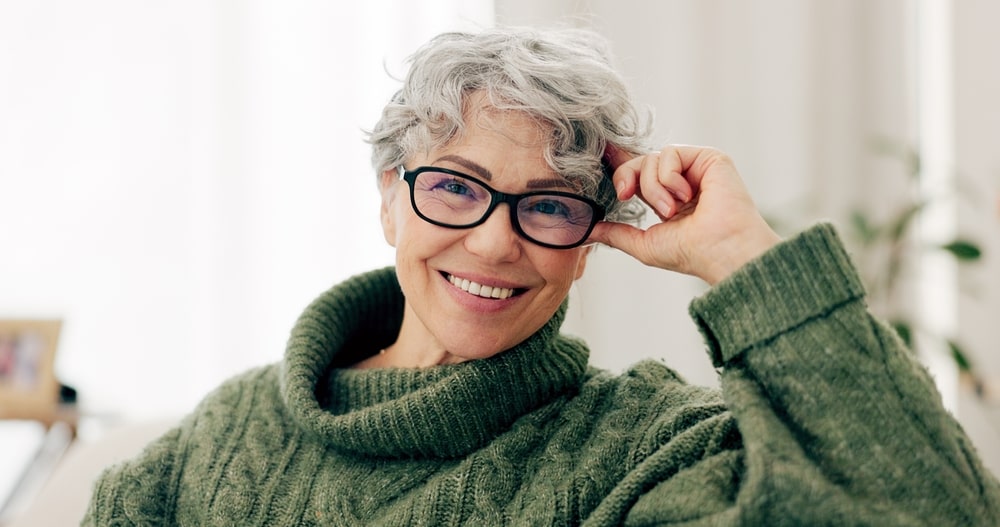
left=82, top=224, right=1000, bottom=526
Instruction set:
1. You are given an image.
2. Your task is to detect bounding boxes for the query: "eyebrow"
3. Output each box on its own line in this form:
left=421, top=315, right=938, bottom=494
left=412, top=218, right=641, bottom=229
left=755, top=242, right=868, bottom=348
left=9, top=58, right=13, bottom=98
left=525, top=178, right=572, bottom=190
left=432, top=154, right=573, bottom=190
left=434, top=155, right=492, bottom=180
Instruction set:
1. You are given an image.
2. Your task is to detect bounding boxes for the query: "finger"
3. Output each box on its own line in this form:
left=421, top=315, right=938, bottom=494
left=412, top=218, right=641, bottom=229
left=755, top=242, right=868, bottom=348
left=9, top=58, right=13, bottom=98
left=608, top=152, right=646, bottom=200
left=658, top=152, right=695, bottom=203
left=637, top=152, right=680, bottom=219
left=661, top=144, right=731, bottom=192
left=587, top=221, right=647, bottom=261
left=587, top=221, right=664, bottom=268
left=655, top=147, right=701, bottom=201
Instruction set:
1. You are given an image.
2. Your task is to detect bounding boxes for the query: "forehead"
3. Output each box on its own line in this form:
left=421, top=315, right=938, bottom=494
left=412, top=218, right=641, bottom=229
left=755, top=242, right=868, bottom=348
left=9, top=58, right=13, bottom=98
left=416, top=92, right=590, bottom=193
left=424, top=103, right=554, bottom=169
left=427, top=154, right=573, bottom=192
left=461, top=100, right=550, bottom=153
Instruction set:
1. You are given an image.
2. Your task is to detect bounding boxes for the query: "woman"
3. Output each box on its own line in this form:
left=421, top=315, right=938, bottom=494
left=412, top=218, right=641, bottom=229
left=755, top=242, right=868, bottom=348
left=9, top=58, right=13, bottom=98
left=84, top=28, right=999, bottom=526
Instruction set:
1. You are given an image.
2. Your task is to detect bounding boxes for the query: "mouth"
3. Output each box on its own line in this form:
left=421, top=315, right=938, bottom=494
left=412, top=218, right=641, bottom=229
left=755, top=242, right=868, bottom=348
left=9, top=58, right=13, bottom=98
left=443, top=272, right=525, bottom=300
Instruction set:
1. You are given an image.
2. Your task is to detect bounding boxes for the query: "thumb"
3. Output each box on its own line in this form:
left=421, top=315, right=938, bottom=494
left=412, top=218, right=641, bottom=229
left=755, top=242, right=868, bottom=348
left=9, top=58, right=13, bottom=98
left=588, top=221, right=658, bottom=267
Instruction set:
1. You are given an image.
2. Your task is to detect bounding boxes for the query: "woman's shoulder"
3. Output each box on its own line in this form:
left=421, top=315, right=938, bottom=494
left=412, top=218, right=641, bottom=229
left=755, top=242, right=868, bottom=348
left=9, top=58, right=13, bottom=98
left=169, top=363, right=289, bottom=440
left=565, top=360, right=728, bottom=437
left=173, top=363, right=296, bottom=466
left=580, top=359, right=723, bottom=405
left=554, top=361, right=735, bottom=466
left=194, top=363, right=283, bottom=411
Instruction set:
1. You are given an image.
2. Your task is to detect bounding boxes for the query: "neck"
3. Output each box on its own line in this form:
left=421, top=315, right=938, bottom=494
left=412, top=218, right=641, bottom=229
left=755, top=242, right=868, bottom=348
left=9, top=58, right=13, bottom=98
left=351, top=346, right=463, bottom=370
left=351, top=303, right=463, bottom=369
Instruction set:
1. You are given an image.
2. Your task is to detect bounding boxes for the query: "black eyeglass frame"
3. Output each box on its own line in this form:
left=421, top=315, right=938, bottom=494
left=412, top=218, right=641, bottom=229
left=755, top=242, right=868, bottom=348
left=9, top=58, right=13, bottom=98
left=397, top=165, right=606, bottom=249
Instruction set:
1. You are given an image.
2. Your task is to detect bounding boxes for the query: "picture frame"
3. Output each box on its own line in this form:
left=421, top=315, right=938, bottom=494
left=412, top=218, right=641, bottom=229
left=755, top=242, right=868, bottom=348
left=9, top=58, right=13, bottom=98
left=0, top=320, right=63, bottom=422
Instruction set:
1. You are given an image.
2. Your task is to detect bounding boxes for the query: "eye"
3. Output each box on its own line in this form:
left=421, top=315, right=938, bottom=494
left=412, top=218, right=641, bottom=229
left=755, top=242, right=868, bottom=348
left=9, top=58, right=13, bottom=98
left=418, top=172, right=484, bottom=200
left=529, top=199, right=570, bottom=217
left=438, top=179, right=473, bottom=196
left=519, top=195, right=595, bottom=230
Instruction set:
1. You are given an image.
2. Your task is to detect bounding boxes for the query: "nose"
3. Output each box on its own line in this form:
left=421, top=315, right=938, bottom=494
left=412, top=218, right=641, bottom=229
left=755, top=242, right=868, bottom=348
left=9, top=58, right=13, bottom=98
left=462, top=203, right=523, bottom=262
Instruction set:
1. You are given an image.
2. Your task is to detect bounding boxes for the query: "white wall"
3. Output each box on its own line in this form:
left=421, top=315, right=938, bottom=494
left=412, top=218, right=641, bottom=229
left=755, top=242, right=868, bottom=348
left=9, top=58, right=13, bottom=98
left=953, top=0, right=1000, bottom=475
left=0, top=0, right=493, bottom=417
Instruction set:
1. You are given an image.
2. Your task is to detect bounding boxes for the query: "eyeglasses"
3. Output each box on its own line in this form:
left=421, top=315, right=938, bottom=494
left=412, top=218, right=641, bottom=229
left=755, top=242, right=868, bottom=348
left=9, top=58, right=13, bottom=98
left=398, top=165, right=605, bottom=249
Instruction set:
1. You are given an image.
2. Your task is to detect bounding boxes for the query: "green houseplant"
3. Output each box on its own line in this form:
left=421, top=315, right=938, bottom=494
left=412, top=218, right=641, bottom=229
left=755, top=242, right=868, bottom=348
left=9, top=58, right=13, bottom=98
left=768, top=138, right=985, bottom=394
left=845, top=138, right=984, bottom=394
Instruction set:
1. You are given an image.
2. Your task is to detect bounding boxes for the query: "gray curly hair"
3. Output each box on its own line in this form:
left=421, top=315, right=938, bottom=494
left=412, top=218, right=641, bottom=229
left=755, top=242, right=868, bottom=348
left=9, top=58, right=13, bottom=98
left=366, top=27, right=651, bottom=223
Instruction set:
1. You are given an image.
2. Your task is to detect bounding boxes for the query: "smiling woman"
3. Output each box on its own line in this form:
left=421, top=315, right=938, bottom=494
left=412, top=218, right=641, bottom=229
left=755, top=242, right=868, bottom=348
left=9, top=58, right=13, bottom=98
left=372, top=103, right=597, bottom=366
left=81, top=26, right=1000, bottom=526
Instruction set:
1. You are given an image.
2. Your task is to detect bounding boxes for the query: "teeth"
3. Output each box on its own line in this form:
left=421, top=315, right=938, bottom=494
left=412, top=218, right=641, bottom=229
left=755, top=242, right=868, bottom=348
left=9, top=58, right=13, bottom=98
left=447, top=274, right=515, bottom=299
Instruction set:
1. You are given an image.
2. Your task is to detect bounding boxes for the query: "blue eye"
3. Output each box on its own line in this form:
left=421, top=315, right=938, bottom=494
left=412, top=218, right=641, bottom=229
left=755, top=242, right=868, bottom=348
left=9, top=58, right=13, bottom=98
left=439, top=180, right=473, bottom=196
left=419, top=173, right=484, bottom=200
left=529, top=200, right=569, bottom=217
left=518, top=195, right=595, bottom=231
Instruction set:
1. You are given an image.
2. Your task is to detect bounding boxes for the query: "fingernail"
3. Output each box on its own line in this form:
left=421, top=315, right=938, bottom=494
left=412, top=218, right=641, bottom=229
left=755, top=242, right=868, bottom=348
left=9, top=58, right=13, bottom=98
left=615, top=181, right=625, bottom=197
left=658, top=200, right=673, bottom=217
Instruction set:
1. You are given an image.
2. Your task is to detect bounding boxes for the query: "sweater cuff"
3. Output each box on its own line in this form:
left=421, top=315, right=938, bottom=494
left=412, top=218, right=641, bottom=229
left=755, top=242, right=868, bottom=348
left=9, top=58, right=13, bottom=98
left=689, top=223, right=866, bottom=367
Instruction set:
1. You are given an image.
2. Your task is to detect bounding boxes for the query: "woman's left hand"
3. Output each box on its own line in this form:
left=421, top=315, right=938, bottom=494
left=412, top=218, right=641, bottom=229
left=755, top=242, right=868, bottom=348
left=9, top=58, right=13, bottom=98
left=587, top=144, right=781, bottom=285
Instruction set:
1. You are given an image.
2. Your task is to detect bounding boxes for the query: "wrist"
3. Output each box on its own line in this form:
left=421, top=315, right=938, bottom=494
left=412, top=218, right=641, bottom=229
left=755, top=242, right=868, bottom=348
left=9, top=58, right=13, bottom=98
left=697, top=226, right=782, bottom=285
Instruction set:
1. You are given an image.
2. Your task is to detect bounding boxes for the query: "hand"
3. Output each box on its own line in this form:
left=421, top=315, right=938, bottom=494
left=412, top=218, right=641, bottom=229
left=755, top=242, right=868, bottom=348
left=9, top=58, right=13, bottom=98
left=587, top=144, right=781, bottom=285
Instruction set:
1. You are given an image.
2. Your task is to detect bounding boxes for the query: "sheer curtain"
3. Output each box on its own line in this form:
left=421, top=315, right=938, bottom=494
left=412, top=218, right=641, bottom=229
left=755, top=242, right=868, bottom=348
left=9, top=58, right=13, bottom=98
left=0, top=0, right=492, bottom=418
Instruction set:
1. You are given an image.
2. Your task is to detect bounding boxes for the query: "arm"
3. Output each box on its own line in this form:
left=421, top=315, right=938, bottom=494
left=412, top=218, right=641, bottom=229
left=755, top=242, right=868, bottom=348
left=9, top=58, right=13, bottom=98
left=693, top=224, right=999, bottom=525
left=588, top=145, right=1000, bottom=525
left=81, top=426, right=182, bottom=526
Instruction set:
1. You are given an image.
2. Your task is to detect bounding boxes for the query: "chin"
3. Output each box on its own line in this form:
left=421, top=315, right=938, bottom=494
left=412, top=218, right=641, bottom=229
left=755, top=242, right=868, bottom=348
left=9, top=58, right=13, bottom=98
left=442, top=334, right=515, bottom=362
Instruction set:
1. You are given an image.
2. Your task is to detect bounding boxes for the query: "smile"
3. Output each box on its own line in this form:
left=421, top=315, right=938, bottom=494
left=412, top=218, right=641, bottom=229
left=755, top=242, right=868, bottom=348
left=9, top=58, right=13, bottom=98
left=445, top=273, right=518, bottom=299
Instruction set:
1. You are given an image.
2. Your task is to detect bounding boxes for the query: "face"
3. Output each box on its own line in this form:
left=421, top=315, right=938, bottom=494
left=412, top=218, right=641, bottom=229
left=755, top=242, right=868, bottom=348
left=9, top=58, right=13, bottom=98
left=379, top=101, right=591, bottom=363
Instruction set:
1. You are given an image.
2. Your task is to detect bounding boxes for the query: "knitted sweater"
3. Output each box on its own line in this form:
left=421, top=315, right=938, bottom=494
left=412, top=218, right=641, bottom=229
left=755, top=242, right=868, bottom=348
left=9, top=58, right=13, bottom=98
left=82, top=224, right=1000, bottom=526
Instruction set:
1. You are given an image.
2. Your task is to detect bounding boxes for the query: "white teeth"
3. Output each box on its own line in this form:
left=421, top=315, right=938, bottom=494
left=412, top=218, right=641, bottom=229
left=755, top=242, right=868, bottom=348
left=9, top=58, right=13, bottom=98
left=447, top=274, right=515, bottom=299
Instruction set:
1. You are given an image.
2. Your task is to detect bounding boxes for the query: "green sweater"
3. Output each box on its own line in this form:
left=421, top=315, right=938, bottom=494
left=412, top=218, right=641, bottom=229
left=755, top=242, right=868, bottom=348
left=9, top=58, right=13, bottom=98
left=83, top=225, right=1000, bottom=526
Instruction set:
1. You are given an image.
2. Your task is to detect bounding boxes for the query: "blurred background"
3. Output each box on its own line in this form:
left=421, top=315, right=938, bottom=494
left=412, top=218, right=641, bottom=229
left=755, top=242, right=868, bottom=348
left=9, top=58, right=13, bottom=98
left=1, top=0, right=998, bottom=520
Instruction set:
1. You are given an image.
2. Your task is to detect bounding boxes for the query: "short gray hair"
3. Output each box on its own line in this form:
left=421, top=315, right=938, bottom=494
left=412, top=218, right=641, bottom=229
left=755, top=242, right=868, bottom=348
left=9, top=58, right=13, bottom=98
left=366, top=27, right=651, bottom=223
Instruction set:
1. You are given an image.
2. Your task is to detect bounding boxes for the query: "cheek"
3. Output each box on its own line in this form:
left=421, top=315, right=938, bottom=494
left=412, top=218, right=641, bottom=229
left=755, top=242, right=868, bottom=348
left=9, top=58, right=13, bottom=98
left=392, top=206, right=455, bottom=267
left=536, top=251, right=588, bottom=290
left=389, top=199, right=421, bottom=246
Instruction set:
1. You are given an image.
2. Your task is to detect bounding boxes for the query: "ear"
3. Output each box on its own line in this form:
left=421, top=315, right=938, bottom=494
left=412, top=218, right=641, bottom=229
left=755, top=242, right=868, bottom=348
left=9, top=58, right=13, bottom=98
left=573, top=245, right=593, bottom=280
left=379, top=169, right=401, bottom=247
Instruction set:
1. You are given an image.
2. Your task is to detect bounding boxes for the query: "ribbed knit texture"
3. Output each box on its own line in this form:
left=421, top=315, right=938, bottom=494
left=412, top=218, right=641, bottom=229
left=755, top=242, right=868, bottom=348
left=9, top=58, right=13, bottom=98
left=83, top=224, right=1000, bottom=526
left=280, top=269, right=588, bottom=459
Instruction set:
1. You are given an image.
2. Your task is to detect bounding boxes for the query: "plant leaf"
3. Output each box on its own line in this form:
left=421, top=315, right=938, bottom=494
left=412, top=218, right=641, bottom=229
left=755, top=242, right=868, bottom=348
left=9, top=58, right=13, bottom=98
left=849, top=209, right=879, bottom=245
left=947, top=340, right=974, bottom=372
left=941, top=240, right=982, bottom=261
left=888, top=201, right=927, bottom=242
left=890, top=320, right=913, bottom=349
left=869, top=137, right=921, bottom=178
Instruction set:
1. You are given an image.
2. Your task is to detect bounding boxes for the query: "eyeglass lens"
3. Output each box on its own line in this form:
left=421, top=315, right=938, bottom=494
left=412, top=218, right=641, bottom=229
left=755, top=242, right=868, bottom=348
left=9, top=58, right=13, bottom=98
left=409, top=169, right=598, bottom=248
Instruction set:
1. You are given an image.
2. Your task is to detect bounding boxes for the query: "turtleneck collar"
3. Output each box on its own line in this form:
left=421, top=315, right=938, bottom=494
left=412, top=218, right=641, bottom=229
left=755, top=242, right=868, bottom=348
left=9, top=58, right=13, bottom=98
left=281, top=267, right=590, bottom=459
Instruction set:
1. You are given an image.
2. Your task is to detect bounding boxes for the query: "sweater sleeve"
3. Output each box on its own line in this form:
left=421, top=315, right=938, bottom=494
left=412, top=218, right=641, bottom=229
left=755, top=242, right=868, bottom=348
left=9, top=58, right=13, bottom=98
left=80, top=424, right=183, bottom=526
left=687, top=223, right=1000, bottom=526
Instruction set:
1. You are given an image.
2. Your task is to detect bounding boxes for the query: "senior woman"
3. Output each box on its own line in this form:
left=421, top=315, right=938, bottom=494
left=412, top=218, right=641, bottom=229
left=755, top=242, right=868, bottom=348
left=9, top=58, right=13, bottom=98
left=84, top=28, right=999, bottom=526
